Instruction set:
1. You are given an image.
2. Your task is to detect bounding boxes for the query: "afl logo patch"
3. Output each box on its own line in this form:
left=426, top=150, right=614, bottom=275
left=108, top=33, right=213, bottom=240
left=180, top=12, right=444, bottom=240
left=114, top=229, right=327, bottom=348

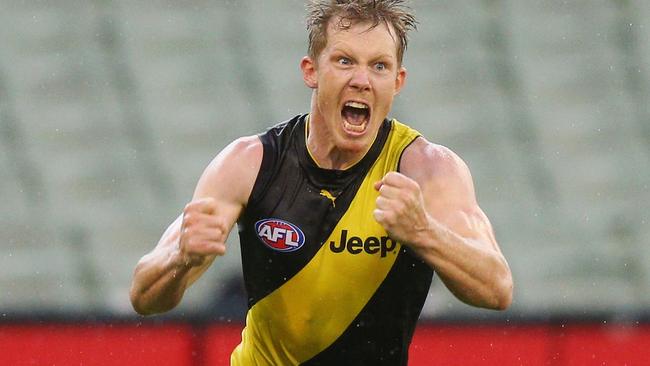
left=255, top=218, right=305, bottom=252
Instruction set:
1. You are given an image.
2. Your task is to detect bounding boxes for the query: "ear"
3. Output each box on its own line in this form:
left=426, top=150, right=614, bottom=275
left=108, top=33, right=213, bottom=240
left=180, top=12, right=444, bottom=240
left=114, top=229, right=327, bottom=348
left=394, top=66, right=407, bottom=95
left=300, top=56, right=318, bottom=89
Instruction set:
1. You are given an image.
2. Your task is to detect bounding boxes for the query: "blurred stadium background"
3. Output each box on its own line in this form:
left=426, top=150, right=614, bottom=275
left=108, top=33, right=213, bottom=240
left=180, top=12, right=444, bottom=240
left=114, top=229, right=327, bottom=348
left=1, top=0, right=649, bottom=364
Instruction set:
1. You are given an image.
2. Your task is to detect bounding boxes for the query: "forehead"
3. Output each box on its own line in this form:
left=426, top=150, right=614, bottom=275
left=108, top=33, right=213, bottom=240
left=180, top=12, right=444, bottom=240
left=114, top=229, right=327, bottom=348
left=324, top=17, right=399, bottom=58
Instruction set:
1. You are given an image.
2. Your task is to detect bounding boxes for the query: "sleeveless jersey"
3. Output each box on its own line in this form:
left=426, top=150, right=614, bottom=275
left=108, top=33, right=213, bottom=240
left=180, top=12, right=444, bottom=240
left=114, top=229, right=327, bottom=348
left=232, top=114, right=433, bottom=365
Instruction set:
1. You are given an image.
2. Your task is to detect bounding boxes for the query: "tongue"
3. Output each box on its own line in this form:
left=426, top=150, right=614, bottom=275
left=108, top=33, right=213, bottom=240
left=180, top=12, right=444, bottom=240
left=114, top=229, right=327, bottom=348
left=342, top=107, right=367, bottom=125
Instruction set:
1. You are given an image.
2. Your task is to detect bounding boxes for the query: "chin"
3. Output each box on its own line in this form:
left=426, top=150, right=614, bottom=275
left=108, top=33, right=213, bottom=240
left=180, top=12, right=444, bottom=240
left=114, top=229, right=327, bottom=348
left=336, top=133, right=373, bottom=153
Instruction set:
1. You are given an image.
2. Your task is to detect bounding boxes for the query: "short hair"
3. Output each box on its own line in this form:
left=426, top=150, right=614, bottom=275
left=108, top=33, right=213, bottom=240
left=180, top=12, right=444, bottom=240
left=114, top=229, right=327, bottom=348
left=305, top=0, right=417, bottom=65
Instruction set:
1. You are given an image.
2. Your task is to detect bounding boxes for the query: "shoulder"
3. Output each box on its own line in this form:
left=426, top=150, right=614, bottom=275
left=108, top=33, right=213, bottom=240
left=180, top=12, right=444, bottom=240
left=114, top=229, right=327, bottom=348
left=194, top=135, right=263, bottom=205
left=205, top=135, right=263, bottom=175
left=224, top=135, right=264, bottom=163
left=401, top=137, right=471, bottom=179
left=400, top=137, right=476, bottom=202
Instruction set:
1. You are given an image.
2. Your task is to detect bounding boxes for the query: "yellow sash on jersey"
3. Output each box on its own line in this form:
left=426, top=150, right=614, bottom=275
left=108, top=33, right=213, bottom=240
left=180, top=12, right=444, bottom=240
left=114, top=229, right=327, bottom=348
left=231, top=120, right=420, bottom=365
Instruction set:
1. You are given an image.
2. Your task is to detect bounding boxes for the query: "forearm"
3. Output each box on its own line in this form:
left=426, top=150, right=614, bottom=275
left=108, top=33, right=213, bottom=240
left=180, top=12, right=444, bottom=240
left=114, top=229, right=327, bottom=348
left=411, top=218, right=513, bottom=310
left=129, top=245, right=191, bottom=315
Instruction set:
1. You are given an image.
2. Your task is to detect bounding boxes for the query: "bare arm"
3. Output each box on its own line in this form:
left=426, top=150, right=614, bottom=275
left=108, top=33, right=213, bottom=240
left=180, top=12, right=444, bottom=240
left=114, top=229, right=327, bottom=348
left=374, top=137, right=513, bottom=310
left=129, top=136, right=263, bottom=315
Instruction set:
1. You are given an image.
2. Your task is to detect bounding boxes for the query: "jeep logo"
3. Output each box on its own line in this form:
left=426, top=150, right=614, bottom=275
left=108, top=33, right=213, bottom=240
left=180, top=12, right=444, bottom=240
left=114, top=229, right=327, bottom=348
left=329, top=230, right=398, bottom=257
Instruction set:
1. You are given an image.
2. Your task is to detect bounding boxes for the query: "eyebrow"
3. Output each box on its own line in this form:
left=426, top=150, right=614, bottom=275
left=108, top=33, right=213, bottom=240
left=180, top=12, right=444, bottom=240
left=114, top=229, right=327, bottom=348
left=372, top=53, right=396, bottom=61
left=330, top=46, right=396, bottom=61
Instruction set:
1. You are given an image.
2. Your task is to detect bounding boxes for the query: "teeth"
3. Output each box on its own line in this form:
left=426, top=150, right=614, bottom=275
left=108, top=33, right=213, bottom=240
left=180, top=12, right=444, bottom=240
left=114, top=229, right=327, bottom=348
left=344, top=120, right=366, bottom=132
left=344, top=101, right=368, bottom=109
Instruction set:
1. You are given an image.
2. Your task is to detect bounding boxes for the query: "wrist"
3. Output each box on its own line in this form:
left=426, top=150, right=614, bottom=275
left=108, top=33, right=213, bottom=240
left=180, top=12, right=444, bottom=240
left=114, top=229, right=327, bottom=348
left=167, top=246, right=195, bottom=273
left=411, top=214, right=443, bottom=251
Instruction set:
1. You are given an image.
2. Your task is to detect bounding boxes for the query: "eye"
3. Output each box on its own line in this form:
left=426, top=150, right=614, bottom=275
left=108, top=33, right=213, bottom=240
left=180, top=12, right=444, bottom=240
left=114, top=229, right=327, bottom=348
left=374, top=62, right=387, bottom=71
left=338, top=57, right=352, bottom=66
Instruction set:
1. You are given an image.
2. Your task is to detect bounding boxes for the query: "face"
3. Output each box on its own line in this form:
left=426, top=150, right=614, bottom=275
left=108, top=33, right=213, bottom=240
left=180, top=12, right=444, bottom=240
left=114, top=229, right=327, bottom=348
left=301, top=19, right=407, bottom=159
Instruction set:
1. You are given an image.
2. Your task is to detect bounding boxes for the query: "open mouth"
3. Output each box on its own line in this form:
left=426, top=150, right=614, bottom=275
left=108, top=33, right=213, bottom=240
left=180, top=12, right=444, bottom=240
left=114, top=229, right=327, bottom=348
left=341, top=101, right=370, bottom=134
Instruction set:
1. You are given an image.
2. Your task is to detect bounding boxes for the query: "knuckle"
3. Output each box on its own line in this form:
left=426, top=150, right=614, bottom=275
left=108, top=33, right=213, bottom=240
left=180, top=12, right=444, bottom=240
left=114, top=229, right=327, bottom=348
left=216, top=228, right=226, bottom=239
left=210, top=232, right=222, bottom=244
left=384, top=211, right=394, bottom=223
left=201, top=197, right=217, bottom=211
left=387, top=171, right=402, bottom=182
left=398, top=207, right=407, bottom=217
left=212, top=216, right=226, bottom=229
left=403, top=194, right=414, bottom=207
left=411, top=176, right=420, bottom=187
left=202, top=196, right=215, bottom=205
left=214, top=244, right=227, bottom=255
left=184, top=227, right=198, bottom=240
left=183, top=202, right=196, bottom=214
left=188, top=238, right=205, bottom=252
left=373, top=210, right=383, bottom=222
left=375, top=197, right=387, bottom=209
left=183, top=213, right=194, bottom=225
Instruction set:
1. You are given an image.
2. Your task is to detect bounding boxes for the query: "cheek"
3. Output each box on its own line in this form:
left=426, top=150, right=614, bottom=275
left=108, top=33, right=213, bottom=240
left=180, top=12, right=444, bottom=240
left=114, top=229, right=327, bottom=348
left=378, top=83, right=397, bottom=105
left=317, top=81, right=344, bottom=109
left=318, top=93, right=337, bottom=111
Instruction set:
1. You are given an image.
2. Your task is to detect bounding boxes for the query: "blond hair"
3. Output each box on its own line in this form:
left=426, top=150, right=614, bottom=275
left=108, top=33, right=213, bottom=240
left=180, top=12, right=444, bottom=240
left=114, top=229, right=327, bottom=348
left=306, top=0, right=417, bottom=65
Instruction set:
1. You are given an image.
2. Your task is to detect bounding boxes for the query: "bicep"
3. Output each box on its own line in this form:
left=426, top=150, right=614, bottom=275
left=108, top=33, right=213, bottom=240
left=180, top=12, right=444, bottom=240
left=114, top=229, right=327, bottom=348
left=424, top=168, right=498, bottom=252
left=403, top=139, right=499, bottom=252
left=166, top=136, right=262, bottom=285
left=192, top=135, right=263, bottom=232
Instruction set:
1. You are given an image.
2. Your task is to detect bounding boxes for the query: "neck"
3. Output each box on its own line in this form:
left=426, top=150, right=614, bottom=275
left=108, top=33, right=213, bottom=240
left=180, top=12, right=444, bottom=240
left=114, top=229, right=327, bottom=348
left=306, top=120, right=361, bottom=170
left=307, top=91, right=374, bottom=169
left=307, top=139, right=361, bottom=170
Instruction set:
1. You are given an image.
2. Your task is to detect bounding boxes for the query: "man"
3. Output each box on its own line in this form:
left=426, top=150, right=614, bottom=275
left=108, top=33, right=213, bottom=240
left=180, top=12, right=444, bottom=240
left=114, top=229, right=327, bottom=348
left=130, top=0, right=513, bottom=364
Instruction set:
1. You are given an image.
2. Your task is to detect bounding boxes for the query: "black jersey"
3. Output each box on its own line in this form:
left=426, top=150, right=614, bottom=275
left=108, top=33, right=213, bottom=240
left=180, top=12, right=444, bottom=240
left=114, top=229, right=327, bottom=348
left=232, top=114, right=433, bottom=365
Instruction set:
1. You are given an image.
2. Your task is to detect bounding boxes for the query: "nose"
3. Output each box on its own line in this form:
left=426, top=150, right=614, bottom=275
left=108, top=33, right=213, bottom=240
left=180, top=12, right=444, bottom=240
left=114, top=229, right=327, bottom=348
left=349, top=67, right=371, bottom=92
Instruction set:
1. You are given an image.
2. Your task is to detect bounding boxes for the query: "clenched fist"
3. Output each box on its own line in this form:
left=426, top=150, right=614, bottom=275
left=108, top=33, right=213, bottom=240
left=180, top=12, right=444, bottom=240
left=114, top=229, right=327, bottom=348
left=373, top=172, right=430, bottom=247
left=179, top=197, right=228, bottom=267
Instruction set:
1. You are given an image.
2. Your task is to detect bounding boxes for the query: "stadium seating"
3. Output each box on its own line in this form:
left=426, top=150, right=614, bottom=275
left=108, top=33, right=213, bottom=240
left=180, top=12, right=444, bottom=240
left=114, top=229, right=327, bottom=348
left=0, top=0, right=648, bottom=320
